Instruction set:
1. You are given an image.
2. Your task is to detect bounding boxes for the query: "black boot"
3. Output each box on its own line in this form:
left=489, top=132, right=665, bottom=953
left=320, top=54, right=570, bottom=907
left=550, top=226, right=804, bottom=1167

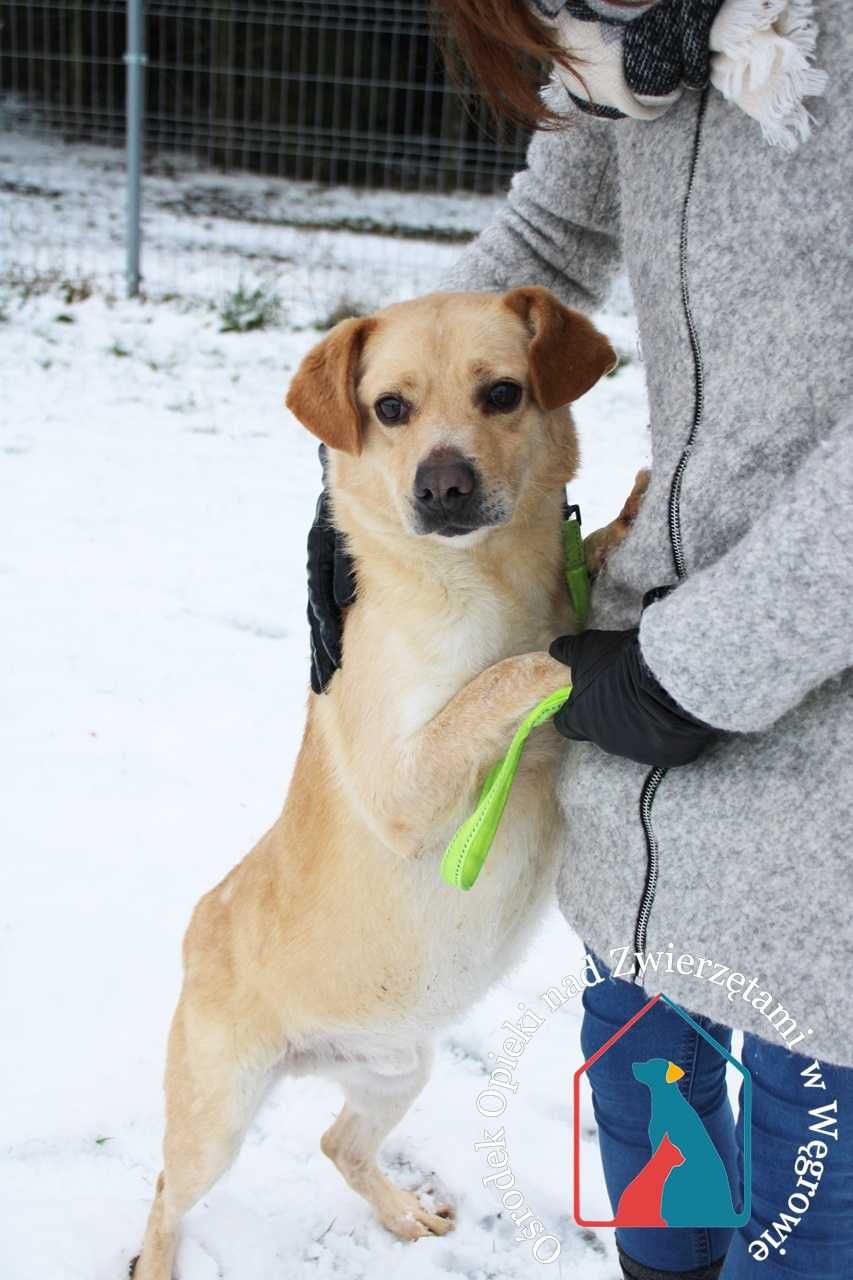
left=618, top=1245, right=725, bottom=1280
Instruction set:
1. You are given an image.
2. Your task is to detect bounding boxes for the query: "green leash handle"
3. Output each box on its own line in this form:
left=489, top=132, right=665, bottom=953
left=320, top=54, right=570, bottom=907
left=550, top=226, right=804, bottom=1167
left=440, top=685, right=572, bottom=891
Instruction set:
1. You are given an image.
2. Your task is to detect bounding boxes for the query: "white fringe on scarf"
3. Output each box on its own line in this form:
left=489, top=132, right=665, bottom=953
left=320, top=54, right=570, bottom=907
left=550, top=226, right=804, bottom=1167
left=710, top=0, right=828, bottom=151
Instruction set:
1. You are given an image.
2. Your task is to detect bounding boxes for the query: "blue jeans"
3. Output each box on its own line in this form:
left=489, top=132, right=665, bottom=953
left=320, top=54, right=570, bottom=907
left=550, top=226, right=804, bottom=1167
left=581, top=956, right=853, bottom=1277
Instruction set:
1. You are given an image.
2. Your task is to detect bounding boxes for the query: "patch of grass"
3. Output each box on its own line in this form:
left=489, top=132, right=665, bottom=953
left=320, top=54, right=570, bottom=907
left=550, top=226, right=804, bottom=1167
left=316, top=295, right=369, bottom=330
left=218, top=282, right=282, bottom=333
left=108, top=339, right=131, bottom=358
left=60, top=277, right=93, bottom=305
left=166, top=393, right=197, bottom=414
left=0, top=270, right=94, bottom=308
left=143, top=351, right=180, bottom=374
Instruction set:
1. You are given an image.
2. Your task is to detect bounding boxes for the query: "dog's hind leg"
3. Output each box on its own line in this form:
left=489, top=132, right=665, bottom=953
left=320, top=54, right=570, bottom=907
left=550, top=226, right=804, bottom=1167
left=320, top=1041, right=454, bottom=1240
left=132, top=997, right=275, bottom=1280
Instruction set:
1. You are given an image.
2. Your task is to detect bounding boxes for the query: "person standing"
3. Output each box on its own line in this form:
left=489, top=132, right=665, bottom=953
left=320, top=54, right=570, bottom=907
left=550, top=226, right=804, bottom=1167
left=306, top=3, right=853, bottom=1275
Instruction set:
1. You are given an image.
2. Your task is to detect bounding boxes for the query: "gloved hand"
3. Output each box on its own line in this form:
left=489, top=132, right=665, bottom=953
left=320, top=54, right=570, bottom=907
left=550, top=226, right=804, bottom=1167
left=307, top=463, right=357, bottom=695
left=549, top=629, right=717, bottom=767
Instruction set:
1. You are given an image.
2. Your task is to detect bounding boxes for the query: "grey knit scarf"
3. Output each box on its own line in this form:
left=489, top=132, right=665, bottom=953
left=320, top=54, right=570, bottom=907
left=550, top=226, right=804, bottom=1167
left=533, top=0, right=725, bottom=118
left=530, top=0, right=827, bottom=149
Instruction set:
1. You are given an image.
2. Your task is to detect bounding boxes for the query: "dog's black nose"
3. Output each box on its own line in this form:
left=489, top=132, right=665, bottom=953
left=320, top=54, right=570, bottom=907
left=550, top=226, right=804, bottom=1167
left=414, top=452, right=478, bottom=514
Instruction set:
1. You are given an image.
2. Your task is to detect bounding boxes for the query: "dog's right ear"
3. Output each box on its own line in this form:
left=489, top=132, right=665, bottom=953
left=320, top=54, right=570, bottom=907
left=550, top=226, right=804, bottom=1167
left=286, top=317, right=376, bottom=456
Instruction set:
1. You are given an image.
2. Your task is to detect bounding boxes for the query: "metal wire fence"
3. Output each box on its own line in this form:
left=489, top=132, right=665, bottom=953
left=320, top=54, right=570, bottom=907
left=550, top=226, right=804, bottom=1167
left=0, top=1, right=530, bottom=301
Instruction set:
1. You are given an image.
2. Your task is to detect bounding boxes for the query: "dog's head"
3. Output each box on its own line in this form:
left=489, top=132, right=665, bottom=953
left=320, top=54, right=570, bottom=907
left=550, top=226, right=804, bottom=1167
left=632, top=1059, right=687, bottom=1089
left=286, top=288, right=615, bottom=545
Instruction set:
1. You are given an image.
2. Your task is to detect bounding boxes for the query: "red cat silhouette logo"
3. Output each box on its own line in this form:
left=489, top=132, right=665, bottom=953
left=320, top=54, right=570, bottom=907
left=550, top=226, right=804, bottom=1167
left=573, top=994, right=752, bottom=1228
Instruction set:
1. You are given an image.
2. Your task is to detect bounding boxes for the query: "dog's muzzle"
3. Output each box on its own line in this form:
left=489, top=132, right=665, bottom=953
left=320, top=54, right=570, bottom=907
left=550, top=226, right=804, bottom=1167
left=411, top=450, right=495, bottom=537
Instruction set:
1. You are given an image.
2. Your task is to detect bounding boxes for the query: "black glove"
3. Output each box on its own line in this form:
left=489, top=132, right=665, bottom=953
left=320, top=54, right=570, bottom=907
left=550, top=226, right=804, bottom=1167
left=549, top=628, right=717, bottom=767
left=307, top=463, right=357, bottom=695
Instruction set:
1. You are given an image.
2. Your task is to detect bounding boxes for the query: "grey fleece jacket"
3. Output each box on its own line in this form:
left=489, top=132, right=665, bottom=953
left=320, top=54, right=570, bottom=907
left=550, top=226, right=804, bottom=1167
left=442, top=2, right=853, bottom=1065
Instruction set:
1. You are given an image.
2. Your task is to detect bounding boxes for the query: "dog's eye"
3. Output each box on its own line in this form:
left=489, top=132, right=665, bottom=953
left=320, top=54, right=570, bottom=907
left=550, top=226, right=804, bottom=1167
left=375, top=395, right=409, bottom=426
left=484, top=381, right=522, bottom=413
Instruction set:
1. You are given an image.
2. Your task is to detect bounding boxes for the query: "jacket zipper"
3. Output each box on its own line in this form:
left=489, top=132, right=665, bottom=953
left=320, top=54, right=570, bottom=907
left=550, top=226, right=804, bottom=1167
left=633, top=87, right=709, bottom=972
left=634, top=766, right=664, bottom=959
left=668, top=85, right=709, bottom=583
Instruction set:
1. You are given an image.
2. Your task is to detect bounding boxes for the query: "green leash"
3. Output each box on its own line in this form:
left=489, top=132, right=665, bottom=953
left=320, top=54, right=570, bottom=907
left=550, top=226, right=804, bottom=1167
left=562, top=505, right=589, bottom=632
left=439, top=506, right=588, bottom=891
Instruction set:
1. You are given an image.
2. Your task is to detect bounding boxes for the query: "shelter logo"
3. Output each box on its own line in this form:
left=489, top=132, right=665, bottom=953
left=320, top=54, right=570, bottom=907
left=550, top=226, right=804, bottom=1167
left=573, top=994, right=752, bottom=1228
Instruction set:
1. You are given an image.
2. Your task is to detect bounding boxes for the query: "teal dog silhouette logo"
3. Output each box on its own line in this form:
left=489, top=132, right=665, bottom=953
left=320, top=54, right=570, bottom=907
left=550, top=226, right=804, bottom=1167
left=573, top=994, right=752, bottom=1228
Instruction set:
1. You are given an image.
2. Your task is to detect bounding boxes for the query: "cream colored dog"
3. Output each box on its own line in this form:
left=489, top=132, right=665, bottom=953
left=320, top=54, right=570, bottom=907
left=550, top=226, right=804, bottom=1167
left=133, top=287, right=641, bottom=1278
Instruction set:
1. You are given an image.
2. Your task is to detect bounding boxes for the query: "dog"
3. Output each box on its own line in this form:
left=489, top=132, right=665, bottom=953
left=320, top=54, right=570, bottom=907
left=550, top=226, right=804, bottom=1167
left=132, top=287, right=646, bottom=1278
left=632, top=1058, right=737, bottom=1226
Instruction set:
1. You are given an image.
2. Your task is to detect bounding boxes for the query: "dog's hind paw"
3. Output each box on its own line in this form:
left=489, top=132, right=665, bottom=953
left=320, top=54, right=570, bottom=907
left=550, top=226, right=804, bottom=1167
left=378, top=1187, right=455, bottom=1240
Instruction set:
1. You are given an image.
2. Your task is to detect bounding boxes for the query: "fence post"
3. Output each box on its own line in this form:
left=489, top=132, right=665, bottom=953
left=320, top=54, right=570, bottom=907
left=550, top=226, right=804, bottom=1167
left=125, top=0, right=146, bottom=297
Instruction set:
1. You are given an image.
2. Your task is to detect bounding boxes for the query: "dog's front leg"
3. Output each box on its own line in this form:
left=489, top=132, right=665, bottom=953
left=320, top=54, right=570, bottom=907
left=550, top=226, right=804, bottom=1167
left=362, top=651, right=569, bottom=857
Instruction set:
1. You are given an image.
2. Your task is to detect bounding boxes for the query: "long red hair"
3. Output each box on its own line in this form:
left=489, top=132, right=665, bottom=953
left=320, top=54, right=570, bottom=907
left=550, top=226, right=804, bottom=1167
left=435, top=0, right=638, bottom=128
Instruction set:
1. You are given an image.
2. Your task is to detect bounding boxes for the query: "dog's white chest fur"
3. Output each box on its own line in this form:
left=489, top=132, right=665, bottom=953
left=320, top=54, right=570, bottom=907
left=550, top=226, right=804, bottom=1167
left=352, top=571, right=568, bottom=1029
left=394, top=572, right=560, bottom=733
left=400, top=752, right=563, bottom=1028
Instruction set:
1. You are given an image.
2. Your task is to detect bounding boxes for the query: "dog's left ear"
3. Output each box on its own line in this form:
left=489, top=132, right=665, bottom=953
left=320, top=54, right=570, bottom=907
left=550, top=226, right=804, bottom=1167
left=503, top=286, right=617, bottom=410
left=286, top=316, right=376, bottom=456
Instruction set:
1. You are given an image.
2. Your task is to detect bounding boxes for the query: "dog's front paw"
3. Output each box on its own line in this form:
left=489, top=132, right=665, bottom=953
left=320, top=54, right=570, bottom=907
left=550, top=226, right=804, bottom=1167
left=584, top=467, right=651, bottom=577
left=511, top=652, right=573, bottom=705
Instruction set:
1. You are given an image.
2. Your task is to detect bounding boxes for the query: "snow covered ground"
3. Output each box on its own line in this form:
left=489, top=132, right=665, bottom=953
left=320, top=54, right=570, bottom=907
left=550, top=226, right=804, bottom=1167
left=1, top=133, right=652, bottom=1280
